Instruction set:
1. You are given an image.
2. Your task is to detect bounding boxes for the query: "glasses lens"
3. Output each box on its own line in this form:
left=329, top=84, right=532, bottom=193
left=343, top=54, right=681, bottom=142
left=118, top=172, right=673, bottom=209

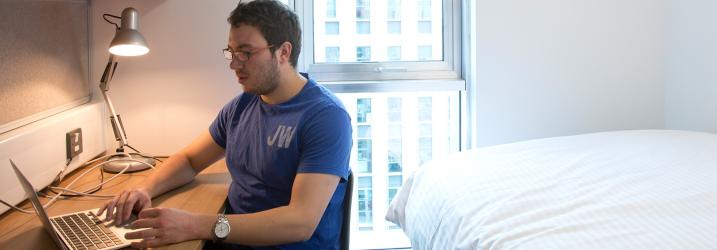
left=223, top=49, right=233, bottom=60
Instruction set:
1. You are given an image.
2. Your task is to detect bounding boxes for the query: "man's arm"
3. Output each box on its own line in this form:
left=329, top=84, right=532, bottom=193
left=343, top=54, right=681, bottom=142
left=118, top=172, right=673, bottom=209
left=98, top=130, right=225, bottom=224
left=127, top=172, right=341, bottom=248
left=141, top=130, right=225, bottom=198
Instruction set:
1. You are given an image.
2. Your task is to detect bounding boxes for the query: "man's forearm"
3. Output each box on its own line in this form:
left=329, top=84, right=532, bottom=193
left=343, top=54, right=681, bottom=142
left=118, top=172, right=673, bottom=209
left=140, top=154, right=199, bottom=198
left=193, top=205, right=318, bottom=246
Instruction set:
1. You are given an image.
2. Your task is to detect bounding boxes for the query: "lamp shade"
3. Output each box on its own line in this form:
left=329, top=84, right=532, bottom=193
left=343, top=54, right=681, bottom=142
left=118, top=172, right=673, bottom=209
left=108, top=7, right=149, bottom=56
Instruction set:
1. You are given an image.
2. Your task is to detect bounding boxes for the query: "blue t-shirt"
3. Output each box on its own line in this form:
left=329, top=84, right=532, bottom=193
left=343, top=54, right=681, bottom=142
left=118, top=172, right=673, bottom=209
left=209, top=75, right=352, bottom=250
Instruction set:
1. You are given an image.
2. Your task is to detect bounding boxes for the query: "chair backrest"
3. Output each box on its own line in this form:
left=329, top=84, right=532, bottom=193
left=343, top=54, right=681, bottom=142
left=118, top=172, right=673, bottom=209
left=340, top=172, right=354, bottom=250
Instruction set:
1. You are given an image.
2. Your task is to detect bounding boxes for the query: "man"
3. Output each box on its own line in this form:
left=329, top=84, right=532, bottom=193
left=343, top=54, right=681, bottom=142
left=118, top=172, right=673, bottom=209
left=97, top=1, right=353, bottom=249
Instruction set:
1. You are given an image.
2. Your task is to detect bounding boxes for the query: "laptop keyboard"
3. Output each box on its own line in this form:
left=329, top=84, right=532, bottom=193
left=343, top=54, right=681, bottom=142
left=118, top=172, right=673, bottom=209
left=50, top=212, right=125, bottom=250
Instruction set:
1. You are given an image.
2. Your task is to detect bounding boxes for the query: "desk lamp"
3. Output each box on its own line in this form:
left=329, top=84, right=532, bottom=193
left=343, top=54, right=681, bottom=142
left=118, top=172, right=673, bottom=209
left=99, top=7, right=155, bottom=173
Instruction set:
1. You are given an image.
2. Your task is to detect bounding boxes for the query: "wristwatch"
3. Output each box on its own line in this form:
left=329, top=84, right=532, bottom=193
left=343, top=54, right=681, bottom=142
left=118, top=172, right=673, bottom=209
left=213, top=214, right=230, bottom=242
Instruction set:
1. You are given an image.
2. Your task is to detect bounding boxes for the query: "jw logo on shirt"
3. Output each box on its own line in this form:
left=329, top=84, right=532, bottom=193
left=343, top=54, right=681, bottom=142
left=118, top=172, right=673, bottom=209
left=267, top=125, right=295, bottom=148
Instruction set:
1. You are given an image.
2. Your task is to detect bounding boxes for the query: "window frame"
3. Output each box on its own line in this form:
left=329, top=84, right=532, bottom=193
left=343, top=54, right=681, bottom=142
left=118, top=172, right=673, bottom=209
left=295, top=0, right=464, bottom=84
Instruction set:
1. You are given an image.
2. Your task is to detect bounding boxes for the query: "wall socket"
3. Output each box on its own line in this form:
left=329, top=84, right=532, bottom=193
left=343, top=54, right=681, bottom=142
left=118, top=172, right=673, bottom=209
left=66, top=128, right=83, bottom=160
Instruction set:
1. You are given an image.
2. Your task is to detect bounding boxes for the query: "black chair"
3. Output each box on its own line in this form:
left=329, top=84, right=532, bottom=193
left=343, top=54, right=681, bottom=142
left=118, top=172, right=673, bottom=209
left=340, top=172, right=354, bottom=250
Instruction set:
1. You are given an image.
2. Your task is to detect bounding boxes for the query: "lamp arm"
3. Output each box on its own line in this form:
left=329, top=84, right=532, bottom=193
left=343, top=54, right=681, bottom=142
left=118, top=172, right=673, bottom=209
left=99, top=54, right=129, bottom=150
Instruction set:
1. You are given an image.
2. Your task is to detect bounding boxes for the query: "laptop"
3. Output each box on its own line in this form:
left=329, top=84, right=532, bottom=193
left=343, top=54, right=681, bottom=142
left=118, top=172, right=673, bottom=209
left=10, top=159, right=139, bottom=250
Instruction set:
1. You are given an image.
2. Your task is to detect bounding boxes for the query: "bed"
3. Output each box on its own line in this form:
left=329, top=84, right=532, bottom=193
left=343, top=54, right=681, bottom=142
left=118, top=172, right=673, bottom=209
left=386, top=130, right=717, bottom=249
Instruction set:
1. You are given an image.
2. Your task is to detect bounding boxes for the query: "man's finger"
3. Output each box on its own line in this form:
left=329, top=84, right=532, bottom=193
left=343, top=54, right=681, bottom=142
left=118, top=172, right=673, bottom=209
left=113, top=191, right=130, bottom=224
left=125, top=228, right=160, bottom=239
left=138, top=208, right=161, bottom=219
left=121, top=194, right=137, bottom=223
left=104, top=198, right=118, bottom=221
left=130, top=218, right=158, bottom=230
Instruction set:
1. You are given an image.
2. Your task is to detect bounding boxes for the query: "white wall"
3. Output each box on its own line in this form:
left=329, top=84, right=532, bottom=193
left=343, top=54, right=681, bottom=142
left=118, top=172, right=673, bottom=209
left=90, top=0, right=675, bottom=151
left=90, top=0, right=241, bottom=155
left=664, top=0, right=717, bottom=132
left=473, top=0, right=665, bottom=147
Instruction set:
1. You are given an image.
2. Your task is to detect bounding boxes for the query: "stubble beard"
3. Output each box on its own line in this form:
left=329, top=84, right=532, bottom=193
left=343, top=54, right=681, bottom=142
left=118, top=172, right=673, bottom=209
left=242, top=57, right=280, bottom=96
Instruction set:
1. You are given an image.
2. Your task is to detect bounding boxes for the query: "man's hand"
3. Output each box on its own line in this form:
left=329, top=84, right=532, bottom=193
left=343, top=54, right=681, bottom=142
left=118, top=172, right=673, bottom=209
left=97, top=188, right=152, bottom=225
left=125, top=208, right=208, bottom=248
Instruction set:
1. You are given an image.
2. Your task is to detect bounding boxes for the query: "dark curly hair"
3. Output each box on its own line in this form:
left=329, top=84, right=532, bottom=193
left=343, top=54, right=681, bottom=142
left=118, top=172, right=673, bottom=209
left=228, top=0, right=302, bottom=68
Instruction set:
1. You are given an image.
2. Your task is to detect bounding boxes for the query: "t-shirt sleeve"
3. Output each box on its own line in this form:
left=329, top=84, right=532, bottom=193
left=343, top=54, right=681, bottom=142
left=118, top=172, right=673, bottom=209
left=209, top=95, right=243, bottom=148
left=298, top=106, right=352, bottom=180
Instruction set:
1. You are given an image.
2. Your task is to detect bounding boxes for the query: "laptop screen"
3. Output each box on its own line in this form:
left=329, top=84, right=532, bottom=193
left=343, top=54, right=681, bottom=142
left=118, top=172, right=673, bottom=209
left=10, top=159, right=69, bottom=250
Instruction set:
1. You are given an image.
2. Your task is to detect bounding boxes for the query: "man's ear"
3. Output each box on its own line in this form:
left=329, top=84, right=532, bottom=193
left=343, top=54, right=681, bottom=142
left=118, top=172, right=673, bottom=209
left=276, top=41, right=293, bottom=65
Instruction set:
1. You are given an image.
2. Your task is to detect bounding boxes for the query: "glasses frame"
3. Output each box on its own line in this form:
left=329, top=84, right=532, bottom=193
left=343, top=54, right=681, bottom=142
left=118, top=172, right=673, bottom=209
left=222, top=45, right=275, bottom=62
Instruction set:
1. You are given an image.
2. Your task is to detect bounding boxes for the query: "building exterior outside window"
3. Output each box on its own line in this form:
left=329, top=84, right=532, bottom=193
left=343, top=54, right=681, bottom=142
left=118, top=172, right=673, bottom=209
left=356, top=46, right=371, bottom=62
left=300, top=0, right=461, bottom=248
left=327, top=0, right=337, bottom=18
left=325, top=47, right=340, bottom=62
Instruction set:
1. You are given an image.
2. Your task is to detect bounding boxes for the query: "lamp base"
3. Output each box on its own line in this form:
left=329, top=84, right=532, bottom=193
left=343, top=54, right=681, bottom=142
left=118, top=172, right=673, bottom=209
left=102, top=154, right=156, bottom=173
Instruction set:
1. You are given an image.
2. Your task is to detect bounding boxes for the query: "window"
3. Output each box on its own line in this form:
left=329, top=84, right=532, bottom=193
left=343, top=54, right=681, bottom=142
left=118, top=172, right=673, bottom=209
left=387, top=175, right=402, bottom=205
left=418, top=45, right=432, bottom=61
left=356, top=46, right=371, bottom=62
left=356, top=21, right=371, bottom=34
left=336, top=91, right=458, bottom=249
left=325, top=47, right=340, bottom=63
left=418, top=20, right=432, bottom=34
left=306, top=0, right=458, bottom=80
left=387, top=21, right=401, bottom=34
left=327, top=0, right=337, bottom=18
left=294, top=1, right=464, bottom=248
left=387, top=46, right=401, bottom=61
left=356, top=0, right=370, bottom=19
left=418, top=0, right=431, bottom=19
left=357, top=176, right=373, bottom=231
left=325, top=21, right=339, bottom=35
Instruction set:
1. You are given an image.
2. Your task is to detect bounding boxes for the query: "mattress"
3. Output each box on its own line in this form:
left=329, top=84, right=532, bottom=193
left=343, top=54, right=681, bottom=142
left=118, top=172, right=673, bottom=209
left=386, top=130, right=717, bottom=249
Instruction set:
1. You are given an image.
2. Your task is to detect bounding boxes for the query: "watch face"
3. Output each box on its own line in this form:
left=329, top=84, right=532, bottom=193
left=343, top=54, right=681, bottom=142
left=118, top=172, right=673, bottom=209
left=215, top=223, right=230, bottom=238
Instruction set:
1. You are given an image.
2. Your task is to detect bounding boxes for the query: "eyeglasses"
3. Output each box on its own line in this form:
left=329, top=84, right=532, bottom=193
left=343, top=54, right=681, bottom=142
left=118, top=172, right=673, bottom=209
left=222, top=45, right=274, bottom=62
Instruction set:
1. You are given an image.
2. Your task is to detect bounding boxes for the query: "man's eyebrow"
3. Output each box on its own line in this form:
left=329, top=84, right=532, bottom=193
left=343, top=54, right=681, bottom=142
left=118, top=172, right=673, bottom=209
left=226, top=44, right=254, bottom=51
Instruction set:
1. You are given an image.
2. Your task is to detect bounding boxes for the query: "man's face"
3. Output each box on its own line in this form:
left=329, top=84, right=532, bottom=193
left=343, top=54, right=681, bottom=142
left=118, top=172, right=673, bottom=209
left=227, top=25, right=280, bottom=96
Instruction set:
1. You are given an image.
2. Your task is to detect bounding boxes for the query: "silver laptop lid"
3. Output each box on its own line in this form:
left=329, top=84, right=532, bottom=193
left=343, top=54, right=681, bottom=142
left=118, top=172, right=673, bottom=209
left=10, top=159, right=69, bottom=250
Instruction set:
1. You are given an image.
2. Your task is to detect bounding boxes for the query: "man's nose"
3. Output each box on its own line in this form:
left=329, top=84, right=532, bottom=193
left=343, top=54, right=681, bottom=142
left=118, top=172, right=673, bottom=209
left=229, top=58, right=244, bottom=69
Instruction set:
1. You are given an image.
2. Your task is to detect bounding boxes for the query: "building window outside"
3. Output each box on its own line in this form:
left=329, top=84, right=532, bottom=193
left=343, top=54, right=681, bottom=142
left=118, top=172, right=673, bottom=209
left=325, top=47, right=340, bottom=62
left=356, top=21, right=371, bottom=34
left=387, top=46, right=401, bottom=61
left=387, top=175, right=403, bottom=206
left=327, top=0, right=337, bottom=18
left=418, top=45, right=432, bottom=61
left=388, top=137, right=402, bottom=172
left=311, top=0, right=445, bottom=65
left=418, top=20, right=432, bottom=34
left=337, top=91, right=457, bottom=249
left=357, top=176, right=373, bottom=231
left=357, top=46, right=371, bottom=62
left=387, top=21, right=401, bottom=34
left=356, top=0, right=370, bottom=19
left=387, top=0, right=400, bottom=19
left=302, top=0, right=460, bottom=248
left=418, top=0, right=431, bottom=19
left=326, top=21, right=340, bottom=35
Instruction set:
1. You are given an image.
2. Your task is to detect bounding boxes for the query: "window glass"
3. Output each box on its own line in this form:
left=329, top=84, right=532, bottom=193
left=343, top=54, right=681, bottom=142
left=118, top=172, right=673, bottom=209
left=326, top=21, right=339, bottom=35
left=337, top=91, right=458, bottom=248
left=387, top=46, right=401, bottom=61
left=325, top=47, right=340, bottom=62
left=326, top=0, right=336, bottom=18
left=418, top=20, right=432, bottom=34
left=356, top=21, right=371, bottom=34
left=356, top=46, right=371, bottom=62
left=311, top=0, right=444, bottom=65
left=387, top=21, right=401, bottom=34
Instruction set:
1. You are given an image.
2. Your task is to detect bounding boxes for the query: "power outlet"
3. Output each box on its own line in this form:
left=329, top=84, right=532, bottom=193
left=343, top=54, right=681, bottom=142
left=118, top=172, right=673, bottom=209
left=66, top=128, right=83, bottom=160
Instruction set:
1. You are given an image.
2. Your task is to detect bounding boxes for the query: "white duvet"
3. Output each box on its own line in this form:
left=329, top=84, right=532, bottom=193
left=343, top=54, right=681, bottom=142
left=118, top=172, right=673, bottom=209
left=386, top=130, right=717, bottom=249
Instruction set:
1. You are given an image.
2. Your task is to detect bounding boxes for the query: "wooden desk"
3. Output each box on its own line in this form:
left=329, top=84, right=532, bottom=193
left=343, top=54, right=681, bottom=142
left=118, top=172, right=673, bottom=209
left=0, top=159, right=231, bottom=250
